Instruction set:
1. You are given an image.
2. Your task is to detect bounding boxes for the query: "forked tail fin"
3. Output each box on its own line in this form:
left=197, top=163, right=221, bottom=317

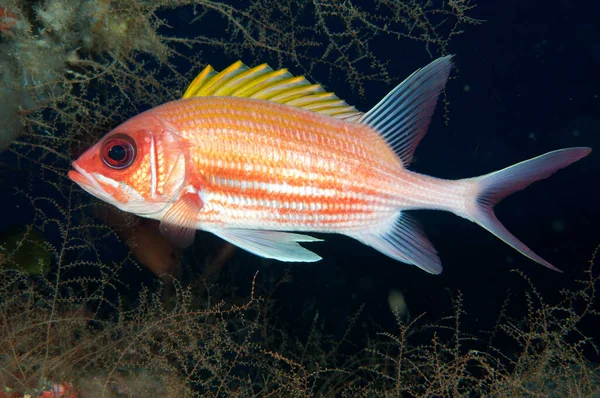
left=462, top=147, right=591, bottom=271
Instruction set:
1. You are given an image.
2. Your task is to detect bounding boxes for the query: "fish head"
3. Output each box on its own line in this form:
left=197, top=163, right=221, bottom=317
left=68, top=112, right=188, bottom=217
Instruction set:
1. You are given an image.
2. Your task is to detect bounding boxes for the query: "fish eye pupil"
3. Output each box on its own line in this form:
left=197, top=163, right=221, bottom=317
left=108, top=145, right=127, bottom=162
left=108, top=145, right=126, bottom=161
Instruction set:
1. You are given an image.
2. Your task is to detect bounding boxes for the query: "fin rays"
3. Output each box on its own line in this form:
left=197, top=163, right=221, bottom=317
left=351, top=212, right=442, bottom=274
left=360, top=55, right=453, bottom=166
left=463, top=147, right=592, bottom=271
left=210, top=229, right=323, bottom=262
left=182, top=61, right=362, bottom=121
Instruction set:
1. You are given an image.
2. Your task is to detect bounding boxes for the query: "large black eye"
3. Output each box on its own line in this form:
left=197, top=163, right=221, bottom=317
left=101, top=134, right=137, bottom=169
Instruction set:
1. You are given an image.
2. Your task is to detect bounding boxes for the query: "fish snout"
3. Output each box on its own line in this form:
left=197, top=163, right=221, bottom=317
left=68, top=161, right=86, bottom=185
left=68, top=161, right=109, bottom=201
left=68, top=161, right=93, bottom=187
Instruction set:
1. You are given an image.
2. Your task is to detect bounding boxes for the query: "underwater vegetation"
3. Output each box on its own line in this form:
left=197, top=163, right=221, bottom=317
left=0, top=0, right=598, bottom=397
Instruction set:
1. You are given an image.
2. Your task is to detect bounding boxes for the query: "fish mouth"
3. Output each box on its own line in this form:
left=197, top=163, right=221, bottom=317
left=68, top=162, right=110, bottom=200
left=67, top=162, right=89, bottom=186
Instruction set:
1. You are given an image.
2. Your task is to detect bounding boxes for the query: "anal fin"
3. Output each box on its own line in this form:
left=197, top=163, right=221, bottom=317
left=350, top=212, right=442, bottom=274
left=210, top=229, right=323, bottom=262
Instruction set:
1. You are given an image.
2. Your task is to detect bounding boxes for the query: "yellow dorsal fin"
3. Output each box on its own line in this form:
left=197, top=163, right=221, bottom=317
left=183, top=65, right=217, bottom=98
left=182, top=61, right=363, bottom=122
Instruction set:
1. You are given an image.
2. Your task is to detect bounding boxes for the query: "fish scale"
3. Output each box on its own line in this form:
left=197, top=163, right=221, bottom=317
left=148, top=96, right=400, bottom=231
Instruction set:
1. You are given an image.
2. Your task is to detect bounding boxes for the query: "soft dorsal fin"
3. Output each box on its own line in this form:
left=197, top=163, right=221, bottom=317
left=183, top=61, right=363, bottom=122
left=359, top=55, right=453, bottom=167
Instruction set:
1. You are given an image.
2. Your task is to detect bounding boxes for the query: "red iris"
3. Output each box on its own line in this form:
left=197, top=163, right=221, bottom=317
left=100, top=134, right=137, bottom=169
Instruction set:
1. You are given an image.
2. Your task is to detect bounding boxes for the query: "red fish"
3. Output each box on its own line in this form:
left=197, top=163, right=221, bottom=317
left=68, top=57, right=590, bottom=274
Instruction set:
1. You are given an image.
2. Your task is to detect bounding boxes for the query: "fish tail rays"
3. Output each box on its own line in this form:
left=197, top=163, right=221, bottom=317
left=460, top=147, right=591, bottom=272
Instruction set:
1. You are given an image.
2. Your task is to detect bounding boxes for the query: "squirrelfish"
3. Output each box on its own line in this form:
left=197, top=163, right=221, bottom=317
left=68, top=56, right=590, bottom=274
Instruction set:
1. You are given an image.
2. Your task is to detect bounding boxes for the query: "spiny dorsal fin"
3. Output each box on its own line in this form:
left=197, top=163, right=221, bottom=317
left=183, top=61, right=363, bottom=122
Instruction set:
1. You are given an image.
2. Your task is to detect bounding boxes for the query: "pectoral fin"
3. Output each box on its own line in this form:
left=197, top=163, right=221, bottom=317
left=210, top=229, right=323, bottom=262
left=159, top=192, right=203, bottom=248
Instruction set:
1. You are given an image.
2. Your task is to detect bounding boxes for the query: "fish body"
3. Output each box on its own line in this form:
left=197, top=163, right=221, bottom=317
left=134, top=96, right=455, bottom=231
left=69, top=57, right=591, bottom=274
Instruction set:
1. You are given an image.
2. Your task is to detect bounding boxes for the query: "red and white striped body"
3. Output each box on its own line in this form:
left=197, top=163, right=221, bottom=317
left=148, top=96, right=463, bottom=233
